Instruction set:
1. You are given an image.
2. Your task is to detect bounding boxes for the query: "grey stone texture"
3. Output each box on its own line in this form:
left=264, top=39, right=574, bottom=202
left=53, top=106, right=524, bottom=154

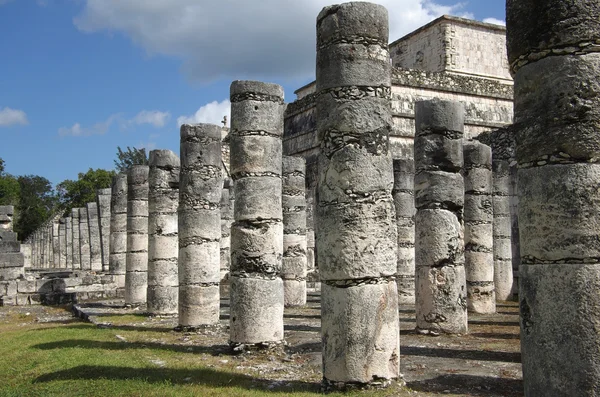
left=71, top=208, right=81, bottom=269
left=109, top=174, right=128, bottom=287
left=507, top=1, right=600, bottom=394
left=97, top=188, right=112, bottom=271
left=58, top=218, right=67, bottom=268
left=86, top=202, right=102, bottom=271
left=393, top=158, right=416, bottom=305
left=52, top=220, right=60, bottom=268
left=79, top=207, right=91, bottom=271
left=178, top=124, right=222, bottom=327
left=229, top=80, right=284, bottom=346
left=414, top=99, right=467, bottom=335
left=463, top=140, right=495, bottom=314
left=125, top=165, right=149, bottom=306
left=0, top=206, right=24, bottom=281
left=147, top=149, right=180, bottom=316
left=220, top=179, right=234, bottom=287
left=316, top=2, right=399, bottom=386
left=282, top=156, right=307, bottom=307
left=65, top=217, right=73, bottom=268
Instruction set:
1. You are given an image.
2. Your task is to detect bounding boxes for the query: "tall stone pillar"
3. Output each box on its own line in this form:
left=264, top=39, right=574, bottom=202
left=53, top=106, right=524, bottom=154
left=414, top=99, right=467, bottom=335
left=125, top=165, right=149, bottom=306
left=463, top=140, right=495, bottom=313
left=491, top=128, right=515, bottom=300
left=58, top=218, right=67, bottom=268
left=0, top=206, right=25, bottom=281
left=97, top=188, right=112, bottom=272
left=229, top=80, right=284, bottom=347
left=79, top=207, right=91, bottom=270
left=46, top=223, right=52, bottom=268
left=110, top=174, right=128, bottom=287
left=316, top=3, right=399, bottom=386
left=71, top=209, right=81, bottom=269
left=52, top=220, right=60, bottom=268
left=393, top=159, right=416, bottom=305
left=220, top=179, right=234, bottom=289
left=86, top=202, right=102, bottom=271
left=147, top=150, right=180, bottom=316
left=282, top=156, right=307, bottom=307
left=507, top=1, right=600, bottom=394
left=178, top=124, right=222, bottom=327
left=65, top=216, right=73, bottom=268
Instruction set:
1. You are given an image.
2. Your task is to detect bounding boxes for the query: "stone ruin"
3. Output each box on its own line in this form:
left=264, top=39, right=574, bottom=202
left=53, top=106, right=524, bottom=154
left=3, top=0, right=599, bottom=394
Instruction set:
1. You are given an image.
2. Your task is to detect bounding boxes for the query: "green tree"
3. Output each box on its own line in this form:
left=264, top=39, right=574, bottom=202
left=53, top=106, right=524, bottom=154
left=114, top=146, right=148, bottom=173
left=14, top=175, right=56, bottom=240
left=57, top=168, right=116, bottom=216
left=0, top=157, right=21, bottom=207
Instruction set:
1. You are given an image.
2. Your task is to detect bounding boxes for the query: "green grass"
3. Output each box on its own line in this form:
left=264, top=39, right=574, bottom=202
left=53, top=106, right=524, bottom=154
left=0, top=307, right=407, bottom=397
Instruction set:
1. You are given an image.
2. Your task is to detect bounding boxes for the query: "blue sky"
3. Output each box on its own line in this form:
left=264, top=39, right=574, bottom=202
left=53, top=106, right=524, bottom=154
left=0, top=0, right=505, bottom=186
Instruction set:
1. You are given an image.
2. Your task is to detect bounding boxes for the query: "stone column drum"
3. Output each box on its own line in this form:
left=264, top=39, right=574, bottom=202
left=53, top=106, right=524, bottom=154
left=79, top=207, right=91, bottom=271
left=109, top=174, right=128, bottom=287
left=229, top=80, right=284, bottom=347
left=52, top=220, right=59, bottom=268
left=58, top=218, right=67, bottom=267
left=220, top=179, right=234, bottom=290
left=97, top=188, right=112, bottom=271
left=316, top=3, right=399, bottom=386
left=147, top=149, right=180, bottom=316
left=86, top=202, right=102, bottom=271
left=463, top=140, right=495, bottom=314
left=507, top=1, right=600, bottom=394
left=71, top=208, right=81, bottom=269
left=125, top=165, right=149, bottom=306
left=393, top=158, right=416, bottom=305
left=414, top=99, right=467, bottom=335
left=178, top=124, right=222, bottom=327
left=282, top=156, right=307, bottom=307
left=65, top=216, right=73, bottom=268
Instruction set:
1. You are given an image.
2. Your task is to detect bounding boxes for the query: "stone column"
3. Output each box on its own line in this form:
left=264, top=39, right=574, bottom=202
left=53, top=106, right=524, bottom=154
left=507, top=1, right=600, bottom=394
left=71, top=209, right=81, bottom=269
left=220, top=179, right=234, bottom=290
left=52, top=220, right=60, bottom=268
left=79, top=207, right=91, bottom=271
left=393, top=158, right=416, bottom=305
left=147, top=150, right=180, bottom=316
left=58, top=218, right=67, bottom=267
left=86, top=202, right=102, bottom=271
left=463, top=140, right=495, bottom=313
left=491, top=128, right=515, bottom=301
left=65, top=216, right=73, bottom=269
left=46, top=222, right=52, bottom=268
left=282, top=156, right=307, bottom=307
left=97, top=188, right=112, bottom=272
left=178, top=124, right=222, bottom=328
left=414, top=99, right=467, bottom=335
left=316, top=3, right=399, bottom=386
left=0, top=206, right=25, bottom=282
left=110, top=174, right=128, bottom=287
left=229, top=80, right=284, bottom=347
left=125, top=165, right=149, bottom=306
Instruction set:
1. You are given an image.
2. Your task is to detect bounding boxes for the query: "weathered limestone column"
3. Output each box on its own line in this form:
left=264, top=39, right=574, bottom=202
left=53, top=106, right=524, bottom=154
left=79, top=207, right=91, bottom=270
left=491, top=128, right=515, bottom=301
left=97, top=188, right=112, bottom=272
left=178, top=124, right=222, bottom=327
left=87, top=202, right=102, bottom=271
left=125, top=165, right=149, bottom=306
left=393, top=159, right=416, bottom=305
left=109, top=174, right=128, bottom=287
left=229, top=81, right=284, bottom=347
left=71, top=209, right=81, bottom=269
left=316, top=3, right=399, bottom=386
left=0, top=206, right=25, bottom=281
left=58, top=218, right=67, bottom=267
left=507, top=1, right=600, bottom=394
left=282, top=156, right=307, bottom=307
left=220, top=179, right=234, bottom=289
left=463, top=140, right=495, bottom=314
left=46, top=223, right=52, bottom=268
left=414, top=99, right=467, bottom=335
left=147, top=150, right=180, bottom=316
left=65, top=216, right=73, bottom=268
left=52, top=220, right=60, bottom=268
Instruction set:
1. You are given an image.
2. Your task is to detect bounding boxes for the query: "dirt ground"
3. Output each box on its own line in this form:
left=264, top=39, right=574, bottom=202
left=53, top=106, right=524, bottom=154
left=3, top=292, right=523, bottom=396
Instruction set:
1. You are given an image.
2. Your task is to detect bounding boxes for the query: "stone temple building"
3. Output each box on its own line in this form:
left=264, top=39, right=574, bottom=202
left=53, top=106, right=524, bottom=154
left=284, top=15, right=516, bottom=289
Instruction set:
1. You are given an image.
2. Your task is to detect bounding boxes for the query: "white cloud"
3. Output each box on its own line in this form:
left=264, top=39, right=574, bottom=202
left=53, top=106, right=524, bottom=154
left=0, top=107, right=29, bottom=127
left=0, top=0, right=15, bottom=5
left=177, top=100, right=230, bottom=127
left=482, top=17, right=506, bottom=26
left=58, top=113, right=122, bottom=137
left=74, top=0, right=469, bottom=82
left=131, top=110, right=170, bottom=128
